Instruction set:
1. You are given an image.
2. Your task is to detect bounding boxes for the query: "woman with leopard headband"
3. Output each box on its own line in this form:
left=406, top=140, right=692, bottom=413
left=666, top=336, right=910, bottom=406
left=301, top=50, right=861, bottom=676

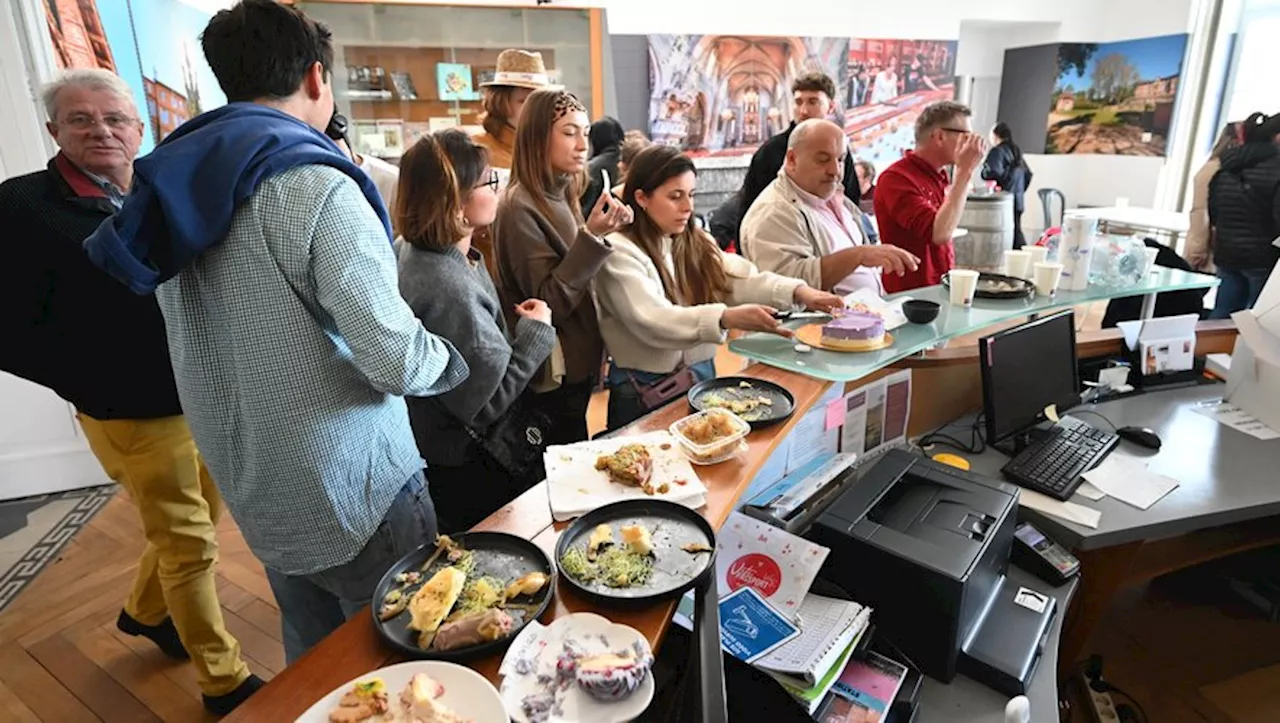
left=491, top=89, right=632, bottom=444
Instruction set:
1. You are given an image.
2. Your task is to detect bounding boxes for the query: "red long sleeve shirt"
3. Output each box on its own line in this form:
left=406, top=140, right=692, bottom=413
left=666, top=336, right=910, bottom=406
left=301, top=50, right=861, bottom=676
left=873, top=151, right=955, bottom=292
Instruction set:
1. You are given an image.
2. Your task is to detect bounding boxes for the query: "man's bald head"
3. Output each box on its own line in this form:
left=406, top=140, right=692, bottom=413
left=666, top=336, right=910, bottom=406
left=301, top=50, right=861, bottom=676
left=785, top=119, right=847, bottom=199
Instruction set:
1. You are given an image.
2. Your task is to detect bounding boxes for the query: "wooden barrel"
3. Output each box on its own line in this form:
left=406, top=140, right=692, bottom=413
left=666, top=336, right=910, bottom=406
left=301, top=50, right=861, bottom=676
left=954, top=192, right=1014, bottom=273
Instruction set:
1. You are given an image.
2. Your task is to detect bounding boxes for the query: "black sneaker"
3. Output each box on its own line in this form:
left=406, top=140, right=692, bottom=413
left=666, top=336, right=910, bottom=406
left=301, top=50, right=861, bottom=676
left=203, top=674, right=265, bottom=717
left=116, top=610, right=189, bottom=660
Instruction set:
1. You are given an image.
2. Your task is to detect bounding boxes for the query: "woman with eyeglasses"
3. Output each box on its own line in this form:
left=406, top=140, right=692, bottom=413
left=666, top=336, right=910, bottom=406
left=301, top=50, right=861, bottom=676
left=596, top=145, right=844, bottom=429
left=395, top=130, right=556, bottom=531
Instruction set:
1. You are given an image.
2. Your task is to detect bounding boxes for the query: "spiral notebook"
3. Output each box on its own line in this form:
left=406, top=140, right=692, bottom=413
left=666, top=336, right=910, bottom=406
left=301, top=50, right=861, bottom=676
left=754, top=593, right=871, bottom=684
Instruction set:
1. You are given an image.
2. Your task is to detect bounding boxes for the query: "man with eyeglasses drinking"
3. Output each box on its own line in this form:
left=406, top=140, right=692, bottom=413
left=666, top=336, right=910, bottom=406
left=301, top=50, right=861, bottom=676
left=874, top=101, right=986, bottom=292
left=0, top=68, right=262, bottom=714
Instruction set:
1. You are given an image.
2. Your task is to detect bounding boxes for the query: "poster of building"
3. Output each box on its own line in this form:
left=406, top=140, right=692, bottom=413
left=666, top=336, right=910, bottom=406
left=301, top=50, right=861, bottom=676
left=44, top=0, right=228, bottom=153
left=647, top=35, right=849, bottom=156
left=1045, top=34, right=1188, bottom=156
left=844, top=38, right=958, bottom=175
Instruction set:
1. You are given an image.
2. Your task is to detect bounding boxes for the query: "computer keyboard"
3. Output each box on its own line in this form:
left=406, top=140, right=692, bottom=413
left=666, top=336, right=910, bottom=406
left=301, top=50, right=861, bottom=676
left=1001, top=417, right=1119, bottom=501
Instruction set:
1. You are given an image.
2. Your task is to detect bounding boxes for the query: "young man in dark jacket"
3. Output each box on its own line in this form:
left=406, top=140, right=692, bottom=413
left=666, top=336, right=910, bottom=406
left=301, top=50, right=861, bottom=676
left=0, top=68, right=259, bottom=714
left=735, top=73, right=860, bottom=240
left=1208, top=111, right=1280, bottom=318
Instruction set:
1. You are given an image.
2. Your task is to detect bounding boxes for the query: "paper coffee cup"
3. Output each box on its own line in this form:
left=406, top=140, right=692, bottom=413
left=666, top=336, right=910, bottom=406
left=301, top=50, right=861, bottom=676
left=949, top=269, right=980, bottom=307
left=1026, top=245, right=1048, bottom=268
left=1033, top=262, right=1063, bottom=297
left=1004, top=250, right=1032, bottom=279
left=1143, top=247, right=1159, bottom=274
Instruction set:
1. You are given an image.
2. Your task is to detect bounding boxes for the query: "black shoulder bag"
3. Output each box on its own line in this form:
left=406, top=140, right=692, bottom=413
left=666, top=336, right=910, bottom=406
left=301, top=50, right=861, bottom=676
left=435, top=399, right=551, bottom=491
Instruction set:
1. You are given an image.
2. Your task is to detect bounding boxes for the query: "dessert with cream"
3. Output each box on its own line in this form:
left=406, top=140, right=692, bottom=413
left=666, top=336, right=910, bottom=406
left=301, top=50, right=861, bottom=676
left=820, top=311, right=886, bottom=351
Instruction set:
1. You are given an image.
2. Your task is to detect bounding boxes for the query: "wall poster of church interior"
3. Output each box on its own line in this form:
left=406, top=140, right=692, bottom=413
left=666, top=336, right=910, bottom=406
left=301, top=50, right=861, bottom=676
left=647, top=35, right=849, bottom=156
left=647, top=34, right=957, bottom=171
left=43, top=0, right=228, bottom=154
left=1045, top=33, right=1188, bottom=155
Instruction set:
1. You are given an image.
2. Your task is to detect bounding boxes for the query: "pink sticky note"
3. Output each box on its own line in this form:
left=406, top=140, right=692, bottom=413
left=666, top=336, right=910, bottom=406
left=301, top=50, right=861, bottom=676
left=825, top=397, right=846, bottom=431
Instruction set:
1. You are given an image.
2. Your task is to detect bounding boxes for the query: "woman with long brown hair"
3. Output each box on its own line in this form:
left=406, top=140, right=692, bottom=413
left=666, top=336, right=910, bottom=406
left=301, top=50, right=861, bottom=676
left=597, top=145, right=844, bottom=429
left=492, top=89, right=631, bottom=444
left=396, top=130, right=557, bottom=530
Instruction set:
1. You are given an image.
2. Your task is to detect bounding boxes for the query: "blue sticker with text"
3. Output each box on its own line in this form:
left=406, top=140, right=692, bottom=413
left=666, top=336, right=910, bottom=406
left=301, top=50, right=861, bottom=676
left=718, top=586, right=801, bottom=664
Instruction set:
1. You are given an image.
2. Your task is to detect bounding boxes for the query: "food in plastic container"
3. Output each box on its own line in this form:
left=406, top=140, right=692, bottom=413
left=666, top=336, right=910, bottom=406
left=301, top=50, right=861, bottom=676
left=669, top=409, right=750, bottom=465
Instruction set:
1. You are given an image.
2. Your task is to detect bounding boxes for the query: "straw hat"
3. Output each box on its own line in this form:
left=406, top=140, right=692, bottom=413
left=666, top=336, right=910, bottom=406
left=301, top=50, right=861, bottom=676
left=482, top=49, right=561, bottom=90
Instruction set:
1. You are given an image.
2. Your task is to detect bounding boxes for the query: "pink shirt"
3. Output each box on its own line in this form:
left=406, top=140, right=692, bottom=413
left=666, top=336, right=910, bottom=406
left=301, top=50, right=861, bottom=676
left=794, top=184, right=883, bottom=295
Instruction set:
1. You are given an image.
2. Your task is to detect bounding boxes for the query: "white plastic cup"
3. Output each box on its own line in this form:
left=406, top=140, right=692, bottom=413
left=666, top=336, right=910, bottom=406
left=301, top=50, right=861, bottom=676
left=1004, top=250, right=1032, bottom=279
left=949, top=269, right=980, bottom=307
left=1033, top=262, right=1063, bottom=297
left=1025, top=245, right=1048, bottom=269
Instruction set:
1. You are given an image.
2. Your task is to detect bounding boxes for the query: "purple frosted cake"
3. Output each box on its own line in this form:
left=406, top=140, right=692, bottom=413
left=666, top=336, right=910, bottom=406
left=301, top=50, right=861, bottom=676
left=821, top=311, right=886, bottom=351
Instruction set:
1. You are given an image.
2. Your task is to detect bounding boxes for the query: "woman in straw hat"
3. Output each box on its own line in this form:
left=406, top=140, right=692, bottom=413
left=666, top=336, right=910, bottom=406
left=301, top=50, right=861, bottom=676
left=474, top=49, right=560, bottom=170
left=472, top=49, right=560, bottom=276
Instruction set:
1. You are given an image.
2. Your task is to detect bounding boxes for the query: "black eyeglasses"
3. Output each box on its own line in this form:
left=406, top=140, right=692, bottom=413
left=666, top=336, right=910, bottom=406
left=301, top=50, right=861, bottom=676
left=475, top=170, right=500, bottom=192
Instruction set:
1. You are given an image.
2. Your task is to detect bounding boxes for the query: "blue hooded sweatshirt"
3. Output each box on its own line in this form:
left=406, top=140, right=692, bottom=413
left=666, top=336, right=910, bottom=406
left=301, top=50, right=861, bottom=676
left=85, top=103, right=391, bottom=295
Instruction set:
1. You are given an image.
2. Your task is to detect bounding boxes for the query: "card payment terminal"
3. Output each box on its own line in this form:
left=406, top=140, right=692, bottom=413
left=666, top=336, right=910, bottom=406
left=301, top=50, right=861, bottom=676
left=1011, top=521, right=1079, bottom=585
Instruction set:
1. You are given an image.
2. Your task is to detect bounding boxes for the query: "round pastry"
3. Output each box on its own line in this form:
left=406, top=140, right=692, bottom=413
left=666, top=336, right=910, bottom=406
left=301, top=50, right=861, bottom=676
left=575, top=649, right=653, bottom=701
left=820, top=311, right=886, bottom=351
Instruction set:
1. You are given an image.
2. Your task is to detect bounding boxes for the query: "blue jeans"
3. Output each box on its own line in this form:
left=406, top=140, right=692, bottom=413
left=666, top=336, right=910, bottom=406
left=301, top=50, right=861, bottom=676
left=605, top=359, right=717, bottom=432
left=1210, top=265, right=1273, bottom=319
left=265, top=471, right=437, bottom=663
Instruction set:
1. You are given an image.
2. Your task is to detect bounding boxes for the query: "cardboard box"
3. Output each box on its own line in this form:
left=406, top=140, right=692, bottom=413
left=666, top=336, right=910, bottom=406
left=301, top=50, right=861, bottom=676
left=1117, top=314, right=1198, bottom=377
left=1226, top=265, right=1280, bottom=432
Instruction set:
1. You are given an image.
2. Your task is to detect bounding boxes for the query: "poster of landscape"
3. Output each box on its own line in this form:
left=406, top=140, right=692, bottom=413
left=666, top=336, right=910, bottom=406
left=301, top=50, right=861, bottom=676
left=1045, top=33, right=1189, bottom=156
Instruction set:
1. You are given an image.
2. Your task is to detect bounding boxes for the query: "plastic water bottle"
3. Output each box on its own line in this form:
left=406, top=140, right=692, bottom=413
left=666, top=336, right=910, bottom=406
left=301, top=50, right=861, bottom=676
left=1005, top=695, right=1031, bottom=723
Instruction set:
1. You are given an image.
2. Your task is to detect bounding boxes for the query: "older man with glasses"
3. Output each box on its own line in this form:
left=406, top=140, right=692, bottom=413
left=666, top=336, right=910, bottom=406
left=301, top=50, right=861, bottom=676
left=874, top=101, right=986, bottom=292
left=0, top=68, right=261, bottom=714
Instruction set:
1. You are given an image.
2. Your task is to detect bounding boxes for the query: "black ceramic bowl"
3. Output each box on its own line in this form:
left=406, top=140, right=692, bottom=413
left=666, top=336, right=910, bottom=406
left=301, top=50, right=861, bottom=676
left=902, top=299, right=941, bottom=324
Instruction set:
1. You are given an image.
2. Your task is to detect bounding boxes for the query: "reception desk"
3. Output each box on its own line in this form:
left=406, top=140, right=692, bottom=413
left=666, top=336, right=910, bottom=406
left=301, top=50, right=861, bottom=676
left=226, top=273, right=1235, bottom=722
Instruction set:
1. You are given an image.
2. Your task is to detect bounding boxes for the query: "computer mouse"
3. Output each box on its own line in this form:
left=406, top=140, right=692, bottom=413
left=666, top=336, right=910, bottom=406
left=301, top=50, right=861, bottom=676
left=1117, top=426, right=1162, bottom=450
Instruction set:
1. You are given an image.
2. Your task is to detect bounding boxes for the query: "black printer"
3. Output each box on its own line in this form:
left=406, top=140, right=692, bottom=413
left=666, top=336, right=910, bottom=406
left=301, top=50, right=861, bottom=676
left=807, top=449, right=1056, bottom=693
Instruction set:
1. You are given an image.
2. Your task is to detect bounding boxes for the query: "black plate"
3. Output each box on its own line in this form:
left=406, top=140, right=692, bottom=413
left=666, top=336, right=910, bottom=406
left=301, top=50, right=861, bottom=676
left=370, top=531, right=555, bottom=661
left=687, top=376, right=796, bottom=429
left=555, top=499, right=716, bottom=606
left=942, top=271, right=1035, bottom=299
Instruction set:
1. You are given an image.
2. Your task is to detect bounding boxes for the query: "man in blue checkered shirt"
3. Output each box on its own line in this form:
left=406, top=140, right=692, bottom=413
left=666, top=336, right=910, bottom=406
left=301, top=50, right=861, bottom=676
left=86, top=0, right=468, bottom=663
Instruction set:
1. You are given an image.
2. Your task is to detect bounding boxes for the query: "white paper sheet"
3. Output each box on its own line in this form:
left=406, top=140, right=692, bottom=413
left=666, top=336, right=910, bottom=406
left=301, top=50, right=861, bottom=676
left=544, top=432, right=708, bottom=521
left=1074, top=481, right=1106, bottom=501
left=1082, top=456, right=1179, bottom=510
left=1190, top=400, right=1280, bottom=441
left=1017, top=489, right=1102, bottom=529
left=842, top=288, right=909, bottom=331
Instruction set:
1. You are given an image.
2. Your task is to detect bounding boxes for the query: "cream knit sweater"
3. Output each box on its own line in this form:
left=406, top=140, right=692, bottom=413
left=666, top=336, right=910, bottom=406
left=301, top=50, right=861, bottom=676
left=596, top=232, right=804, bottom=374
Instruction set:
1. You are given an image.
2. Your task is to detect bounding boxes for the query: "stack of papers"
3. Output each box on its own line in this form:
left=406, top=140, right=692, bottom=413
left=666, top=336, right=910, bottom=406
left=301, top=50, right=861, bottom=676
left=1081, top=455, right=1179, bottom=510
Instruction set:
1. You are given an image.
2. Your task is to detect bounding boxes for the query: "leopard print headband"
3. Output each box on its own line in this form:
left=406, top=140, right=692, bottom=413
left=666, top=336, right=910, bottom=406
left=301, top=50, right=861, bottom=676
left=552, top=91, right=586, bottom=121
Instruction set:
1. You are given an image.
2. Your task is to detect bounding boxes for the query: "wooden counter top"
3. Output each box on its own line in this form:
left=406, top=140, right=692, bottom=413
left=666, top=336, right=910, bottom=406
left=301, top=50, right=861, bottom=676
left=224, top=363, right=832, bottom=722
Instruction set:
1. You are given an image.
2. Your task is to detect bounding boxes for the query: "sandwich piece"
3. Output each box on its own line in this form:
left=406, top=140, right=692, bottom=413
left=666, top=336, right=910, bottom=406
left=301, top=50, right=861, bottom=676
left=620, top=524, right=653, bottom=556
left=407, top=567, right=467, bottom=647
left=595, top=444, right=654, bottom=491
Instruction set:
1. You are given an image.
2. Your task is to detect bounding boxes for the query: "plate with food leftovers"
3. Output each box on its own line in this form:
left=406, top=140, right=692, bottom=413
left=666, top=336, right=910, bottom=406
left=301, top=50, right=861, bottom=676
left=544, top=432, right=709, bottom=522
left=371, top=532, right=555, bottom=661
left=297, top=660, right=508, bottom=723
left=499, top=613, right=655, bottom=723
left=555, top=498, right=716, bottom=604
left=686, top=376, right=796, bottom=428
left=941, top=270, right=1035, bottom=299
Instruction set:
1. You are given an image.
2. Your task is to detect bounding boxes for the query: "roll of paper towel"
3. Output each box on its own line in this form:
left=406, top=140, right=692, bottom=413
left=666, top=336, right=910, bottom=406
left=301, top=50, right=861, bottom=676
left=1060, top=214, right=1097, bottom=291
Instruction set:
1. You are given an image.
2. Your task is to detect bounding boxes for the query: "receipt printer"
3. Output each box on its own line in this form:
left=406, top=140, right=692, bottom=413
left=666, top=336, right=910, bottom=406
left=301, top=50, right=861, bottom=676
left=807, top=449, right=1048, bottom=689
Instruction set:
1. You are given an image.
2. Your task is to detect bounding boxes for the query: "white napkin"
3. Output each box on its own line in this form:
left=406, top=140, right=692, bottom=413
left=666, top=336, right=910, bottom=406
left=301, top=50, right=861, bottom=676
left=544, top=432, right=708, bottom=521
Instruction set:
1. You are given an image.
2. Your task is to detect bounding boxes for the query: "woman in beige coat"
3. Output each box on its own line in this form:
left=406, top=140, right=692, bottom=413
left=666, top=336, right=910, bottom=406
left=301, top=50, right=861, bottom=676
left=1186, top=123, right=1241, bottom=271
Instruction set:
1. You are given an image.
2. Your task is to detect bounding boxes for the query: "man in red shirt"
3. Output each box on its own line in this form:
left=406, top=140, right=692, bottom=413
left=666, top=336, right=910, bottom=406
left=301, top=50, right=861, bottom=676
left=874, top=101, right=986, bottom=292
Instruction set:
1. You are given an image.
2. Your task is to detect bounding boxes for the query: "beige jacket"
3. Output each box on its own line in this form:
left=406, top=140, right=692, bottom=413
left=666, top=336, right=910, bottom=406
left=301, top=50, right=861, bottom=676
left=596, top=232, right=804, bottom=374
left=739, top=171, right=880, bottom=294
left=1186, top=158, right=1219, bottom=271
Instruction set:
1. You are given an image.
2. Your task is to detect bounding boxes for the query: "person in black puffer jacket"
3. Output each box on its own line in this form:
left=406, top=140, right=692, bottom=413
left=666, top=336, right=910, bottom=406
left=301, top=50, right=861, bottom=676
left=1207, top=111, right=1280, bottom=318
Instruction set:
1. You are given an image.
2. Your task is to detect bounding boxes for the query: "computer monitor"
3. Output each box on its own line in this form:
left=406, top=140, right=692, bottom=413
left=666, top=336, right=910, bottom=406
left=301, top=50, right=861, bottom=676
left=979, top=310, right=1080, bottom=448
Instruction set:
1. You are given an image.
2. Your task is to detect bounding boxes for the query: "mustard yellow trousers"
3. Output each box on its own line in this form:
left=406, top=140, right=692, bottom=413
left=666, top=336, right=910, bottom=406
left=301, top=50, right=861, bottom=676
left=77, top=413, right=250, bottom=696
